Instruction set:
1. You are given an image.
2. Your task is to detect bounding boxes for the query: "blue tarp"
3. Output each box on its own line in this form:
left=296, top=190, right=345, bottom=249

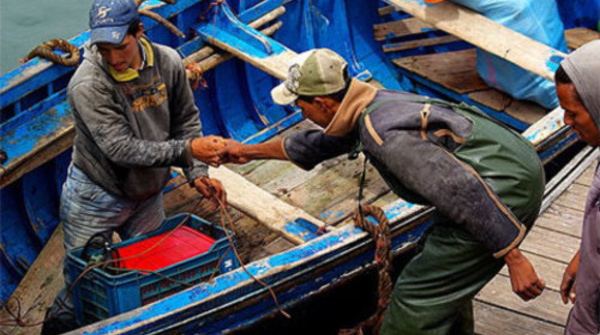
left=453, top=0, right=568, bottom=109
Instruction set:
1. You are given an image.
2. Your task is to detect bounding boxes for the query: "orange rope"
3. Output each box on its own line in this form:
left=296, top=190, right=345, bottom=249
left=21, top=39, right=80, bottom=67
left=339, top=204, right=392, bottom=335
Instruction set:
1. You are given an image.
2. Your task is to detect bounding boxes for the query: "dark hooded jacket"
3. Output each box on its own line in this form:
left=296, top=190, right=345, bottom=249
left=68, top=37, right=207, bottom=201
left=284, top=79, right=544, bottom=258
left=561, top=39, right=600, bottom=335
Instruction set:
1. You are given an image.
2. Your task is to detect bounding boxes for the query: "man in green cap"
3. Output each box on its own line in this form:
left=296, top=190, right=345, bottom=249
left=217, top=48, right=546, bottom=334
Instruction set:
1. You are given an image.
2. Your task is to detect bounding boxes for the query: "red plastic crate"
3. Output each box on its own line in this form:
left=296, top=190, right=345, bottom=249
left=117, top=226, right=216, bottom=273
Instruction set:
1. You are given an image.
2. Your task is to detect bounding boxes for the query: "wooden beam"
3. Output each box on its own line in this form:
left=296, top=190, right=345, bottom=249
left=383, top=34, right=460, bottom=52
left=374, top=17, right=434, bottom=41
left=564, top=27, right=600, bottom=50
left=209, top=166, right=329, bottom=245
left=382, top=0, right=566, bottom=81
left=0, top=225, right=64, bottom=335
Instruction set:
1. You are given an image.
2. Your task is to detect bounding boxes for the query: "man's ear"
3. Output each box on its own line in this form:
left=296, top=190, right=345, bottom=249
left=315, top=97, right=339, bottom=115
left=135, top=23, right=145, bottom=39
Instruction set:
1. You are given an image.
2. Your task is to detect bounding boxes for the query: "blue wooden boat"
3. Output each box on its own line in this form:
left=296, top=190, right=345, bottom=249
left=1, top=0, right=599, bottom=333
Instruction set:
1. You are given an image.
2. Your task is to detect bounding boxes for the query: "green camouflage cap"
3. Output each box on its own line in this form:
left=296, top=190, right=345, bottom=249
left=271, top=48, right=348, bottom=105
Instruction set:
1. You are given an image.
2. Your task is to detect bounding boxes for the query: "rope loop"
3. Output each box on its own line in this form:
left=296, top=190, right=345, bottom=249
left=185, top=64, right=209, bottom=90
left=21, top=39, right=80, bottom=67
left=339, top=204, right=393, bottom=335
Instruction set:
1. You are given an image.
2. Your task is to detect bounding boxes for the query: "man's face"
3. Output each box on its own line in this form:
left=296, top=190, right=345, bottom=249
left=296, top=98, right=335, bottom=128
left=557, top=83, right=600, bottom=146
left=97, top=30, right=142, bottom=72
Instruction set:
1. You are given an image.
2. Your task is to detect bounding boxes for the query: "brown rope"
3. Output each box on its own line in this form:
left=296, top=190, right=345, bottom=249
left=21, top=39, right=80, bottom=67
left=339, top=204, right=393, bottom=335
left=185, top=63, right=208, bottom=90
left=138, top=9, right=186, bottom=38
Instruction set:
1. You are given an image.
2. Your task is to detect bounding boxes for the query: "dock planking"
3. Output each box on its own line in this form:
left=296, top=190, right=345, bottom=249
left=474, top=160, right=596, bottom=334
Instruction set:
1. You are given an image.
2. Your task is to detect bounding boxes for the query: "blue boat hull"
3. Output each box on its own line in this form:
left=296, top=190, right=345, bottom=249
left=1, top=0, right=599, bottom=332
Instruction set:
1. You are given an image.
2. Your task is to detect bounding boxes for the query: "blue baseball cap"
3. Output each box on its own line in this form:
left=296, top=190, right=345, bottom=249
left=89, top=0, right=139, bottom=45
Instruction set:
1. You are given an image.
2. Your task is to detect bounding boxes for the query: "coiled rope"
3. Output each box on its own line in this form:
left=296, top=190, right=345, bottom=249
left=20, top=39, right=80, bottom=67
left=339, top=204, right=393, bottom=335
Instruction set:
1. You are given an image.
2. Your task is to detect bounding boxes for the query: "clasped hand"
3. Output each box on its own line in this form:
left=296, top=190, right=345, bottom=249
left=190, top=136, right=250, bottom=166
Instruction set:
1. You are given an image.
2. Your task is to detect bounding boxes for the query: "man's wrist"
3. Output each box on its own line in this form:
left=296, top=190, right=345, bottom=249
left=503, top=248, right=522, bottom=264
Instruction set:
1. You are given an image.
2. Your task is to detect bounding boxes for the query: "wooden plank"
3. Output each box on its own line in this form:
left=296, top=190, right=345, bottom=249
left=383, top=34, right=460, bottom=52
left=378, top=5, right=398, bottom=16
left=535, top=203, right=583, bottom=238
left=474, top=301, right=564, bottom=335
left=393, top=49, right=489, bottom=94
left=504, top=99, right=548, bottom=125
left=311, top=162, right=392, bottom=226
left=554, top=183, right=589, bottom=212
left=209, top=166, right=328, bottom=245
left=519, top=226, right=579, bottom=264
left=383, top=0, right=566, bottom=81
left=565, top=28, right=600, bottom=50
left=476, top=274, right=570, bottom=325
left=283, top=155, right=373, bottom=218
left=0, top=225, right=64, bottom=335
left=574, top=162, right=596, bottom=187
left=468, top=89, right=511, bottom=112
left=374, top=17, right=434, bottom=41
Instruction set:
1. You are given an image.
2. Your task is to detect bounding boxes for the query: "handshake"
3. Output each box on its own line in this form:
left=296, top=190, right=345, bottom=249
left=190, top=136, right=253, bottom=167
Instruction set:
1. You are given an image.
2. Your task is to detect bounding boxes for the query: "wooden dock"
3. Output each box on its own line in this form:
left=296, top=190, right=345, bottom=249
left=474, top=160, right=596, bottom=335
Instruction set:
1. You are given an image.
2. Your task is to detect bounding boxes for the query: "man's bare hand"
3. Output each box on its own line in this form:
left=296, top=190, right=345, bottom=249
left=191, top=136, right=227, bottom=167
left=217, top=140, right=251, bottom=164
left=504, top=248, right=545, bottom=301
left=193, top=177, right=227, bottom=209
left=560, top=250, right=579, bottom=304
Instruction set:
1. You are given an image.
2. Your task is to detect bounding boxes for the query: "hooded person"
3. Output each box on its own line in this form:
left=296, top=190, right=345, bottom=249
left=556, top=39, right=600, bottom=335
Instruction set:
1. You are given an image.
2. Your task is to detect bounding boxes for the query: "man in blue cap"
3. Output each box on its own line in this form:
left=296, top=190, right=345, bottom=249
left=42, top=0, right=226, bottom=333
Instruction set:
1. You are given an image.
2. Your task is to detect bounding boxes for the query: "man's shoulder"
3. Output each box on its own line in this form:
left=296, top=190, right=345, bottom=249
left=151, top=42, right=183, bottom=66
left=68, top=59, right=108, bottom=92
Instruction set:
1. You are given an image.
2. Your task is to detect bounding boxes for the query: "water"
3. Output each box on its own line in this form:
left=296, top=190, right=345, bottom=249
left=0, top=0, right=90, bottom=75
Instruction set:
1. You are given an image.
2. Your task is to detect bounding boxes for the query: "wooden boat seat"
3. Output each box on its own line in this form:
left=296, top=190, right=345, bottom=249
left=381, top=9, right=600, bottom=125
left=565, top=27, right=600, bottom=49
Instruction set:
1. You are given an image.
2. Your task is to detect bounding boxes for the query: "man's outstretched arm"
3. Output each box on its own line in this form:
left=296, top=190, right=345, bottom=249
left=217, top=139, right=288, bottom=164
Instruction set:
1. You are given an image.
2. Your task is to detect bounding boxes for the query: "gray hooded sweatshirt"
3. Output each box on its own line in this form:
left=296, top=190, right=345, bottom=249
left=561, top=39, right=600, bottom=335
left=68, top=37, right=207, bottom=201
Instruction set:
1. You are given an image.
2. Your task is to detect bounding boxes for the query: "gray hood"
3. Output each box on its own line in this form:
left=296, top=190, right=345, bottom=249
left=561, top=40, right=600, bottom=130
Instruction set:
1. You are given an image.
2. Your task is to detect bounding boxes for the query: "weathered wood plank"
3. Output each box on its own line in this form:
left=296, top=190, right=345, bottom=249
left=0, top=225, right=64, bottom=335
left=383, top=0, right=566, bottom=81
left=554, top=183, right=590, bottom=212
left=209, top=166, right=328, bottom=245
left=574, top=162, right=596, bottom=187
left=474, top=301, right=564, bottom=335
left=519, top=226, right=579, bottom=264
left=504, top=98, right=548, bottom=125
left=393, top=49, right=489, bottom=94
left=374, top=17, right=434, bottom=41
left=565, top=28, right=600, bottom=50
left=383, top=34, right=460, bottom=53
left=468, top=89, right=511, bottom=112
left=317, top=163, right=391, bottom=225
left=476, top=274, right=570, bottom=325
left=535, top=203, right=583, bottom=238
left=378, top=5, right=398, bottom=16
